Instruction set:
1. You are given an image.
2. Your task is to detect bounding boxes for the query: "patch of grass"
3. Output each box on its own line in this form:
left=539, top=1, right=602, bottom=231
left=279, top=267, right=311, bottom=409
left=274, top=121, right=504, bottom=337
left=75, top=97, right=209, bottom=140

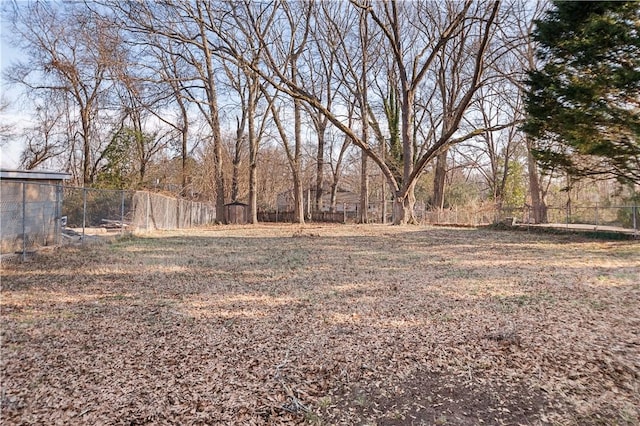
left=99, top=293, right=131, bottom=301
left=588, top=299, right=609, bottom=311
left=437, top=313, right=454, bottom=323
left=354, top=394, right=368, bottom=407
left=493, top=294, right=537, bottom=313
left=434, top=414, right=449, bottom=425
left=304, top=411, right=324, bottom=425
left=317, top=396, right=332, bottom=409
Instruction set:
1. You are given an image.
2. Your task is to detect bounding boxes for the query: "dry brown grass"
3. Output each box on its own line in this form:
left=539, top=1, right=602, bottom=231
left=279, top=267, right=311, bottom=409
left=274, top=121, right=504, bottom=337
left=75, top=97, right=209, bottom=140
left=1, top=224, right=639, bottom=425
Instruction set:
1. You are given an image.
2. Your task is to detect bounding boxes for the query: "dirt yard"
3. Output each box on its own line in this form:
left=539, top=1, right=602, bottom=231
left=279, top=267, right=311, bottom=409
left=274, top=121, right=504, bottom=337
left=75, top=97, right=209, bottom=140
left=1, top=224, right=639, bottom=425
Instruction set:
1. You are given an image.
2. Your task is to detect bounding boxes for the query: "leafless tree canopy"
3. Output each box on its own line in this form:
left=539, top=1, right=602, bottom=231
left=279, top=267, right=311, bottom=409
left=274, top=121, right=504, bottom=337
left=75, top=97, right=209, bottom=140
left=4, top=0, right=629, bottom=224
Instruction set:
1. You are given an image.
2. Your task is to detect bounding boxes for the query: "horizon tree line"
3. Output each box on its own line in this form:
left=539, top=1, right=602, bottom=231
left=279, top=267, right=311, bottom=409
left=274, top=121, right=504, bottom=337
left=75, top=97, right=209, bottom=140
left=1, top=0, right=637, bottom=224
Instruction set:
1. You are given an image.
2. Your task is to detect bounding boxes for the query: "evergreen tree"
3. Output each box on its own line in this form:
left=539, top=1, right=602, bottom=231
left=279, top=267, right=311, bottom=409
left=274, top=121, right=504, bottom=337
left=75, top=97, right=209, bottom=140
left=524, top=1, right=640, bottom=184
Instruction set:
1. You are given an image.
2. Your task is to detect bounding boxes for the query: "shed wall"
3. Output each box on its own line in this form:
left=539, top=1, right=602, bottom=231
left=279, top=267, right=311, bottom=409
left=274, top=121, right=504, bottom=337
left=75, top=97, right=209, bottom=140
left=1, top=180, right=62, bottom=254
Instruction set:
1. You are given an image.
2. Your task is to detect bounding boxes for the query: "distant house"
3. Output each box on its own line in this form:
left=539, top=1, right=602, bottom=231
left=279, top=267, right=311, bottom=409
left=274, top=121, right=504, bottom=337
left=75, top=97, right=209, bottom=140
left=0, top=169, right=71, bottom=254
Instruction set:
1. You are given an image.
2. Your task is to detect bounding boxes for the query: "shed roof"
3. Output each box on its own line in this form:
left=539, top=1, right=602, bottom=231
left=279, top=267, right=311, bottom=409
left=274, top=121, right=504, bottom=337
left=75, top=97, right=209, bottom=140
left=0, top=169, right=72, bottom=181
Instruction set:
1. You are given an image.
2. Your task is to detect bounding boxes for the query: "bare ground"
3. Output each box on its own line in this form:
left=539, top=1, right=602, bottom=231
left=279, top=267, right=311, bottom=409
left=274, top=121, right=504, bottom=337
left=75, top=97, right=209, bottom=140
left=1, top=224, right=639, bottom=425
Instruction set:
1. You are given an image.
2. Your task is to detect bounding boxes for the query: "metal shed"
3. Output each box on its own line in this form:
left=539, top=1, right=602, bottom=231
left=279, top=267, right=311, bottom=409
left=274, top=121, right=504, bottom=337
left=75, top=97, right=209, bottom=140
left=1, top=169, right=71, bottom=255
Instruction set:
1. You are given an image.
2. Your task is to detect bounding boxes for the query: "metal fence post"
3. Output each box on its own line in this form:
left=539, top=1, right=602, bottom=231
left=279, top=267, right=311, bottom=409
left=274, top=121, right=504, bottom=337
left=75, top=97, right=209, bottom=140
left=21, top=182, right=26, bottom=262
left=82, top=187, right=87, bottom=240
left=165, top=196, right=170, bottom=229
left=120, top=190, right=125, bottom=234
left=56, top=184, right=61, bottom=245
left=146, top=192, right=150, bottom=231
left=595, top=202, right=598, bottom=230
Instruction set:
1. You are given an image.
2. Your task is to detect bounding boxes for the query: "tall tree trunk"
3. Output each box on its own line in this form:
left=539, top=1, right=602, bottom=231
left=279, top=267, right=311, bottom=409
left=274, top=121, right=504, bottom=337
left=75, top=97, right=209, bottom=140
left=248, top=79, right=259, bottom=224
left=248, top=157, right=258, bottom=223
left=526, top=137, right=547, bottom=223
left=394, top=86, right=415, bottom=225
left=330, top=182, right=338, bottom=213
left=197, top=8, right=225, bottom=223
left=360, top=151, right=368, bottom=223
left=176, top=99, right=189, bottom=192
left=231, top=145, right=241, bottom=202
left=293, top=170, right=305, bottom=224
left=181, top=127, right=188, bottom=191
left=432, top=150, right=448, bottom=209
left=292, top=67, right=305, bottom=224
left=81, top=108, right=92, bottom=185
left=380, top=149, right=387, bottom=224
left=315, top=124, right=325, bottom=212
left=393, top=192, right=408, bottom=224
left=231, top=114, right=245, bottom=203
left=359, top=7, right=369, bottom=224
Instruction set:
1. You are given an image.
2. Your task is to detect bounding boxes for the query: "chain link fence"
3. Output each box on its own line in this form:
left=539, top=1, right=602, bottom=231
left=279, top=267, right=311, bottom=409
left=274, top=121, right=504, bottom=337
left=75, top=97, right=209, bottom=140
left=62, top=187, right=216, bottom=234
left=258, top=198, right=638, bottom=235
left=3, top=180, right=637, bottom=260
left=1, top=180, right=63, bottom=259
left=259, top=201, right=499, bottom=225
left=1, top=182, right=216, bottom=259
left=493, top=204, right=638, bottom=235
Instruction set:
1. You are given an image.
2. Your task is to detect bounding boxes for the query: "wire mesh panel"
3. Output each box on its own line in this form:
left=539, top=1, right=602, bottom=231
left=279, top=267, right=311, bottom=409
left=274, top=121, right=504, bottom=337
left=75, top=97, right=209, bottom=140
left=86, top=188, right=128, bottom=229
left=148, top=192, right=175, bottom=230
left=544, top=207, right=566, bottom=224
left=497, top=205, right=639, bottom=234
left=1, top=181, right=63, bottom=255
left=615, top=206, right=639, bottom=230
left=129, top=191, right=215, bottom=231
left=3, top=182, right=215, bottom=255
left=131, top=191, right=149, bottom=230
left=0, top=181, right=23, bottom=253
left=62, top=187, right=131, bottom=230
left=421, top=206, right=496, bottom=226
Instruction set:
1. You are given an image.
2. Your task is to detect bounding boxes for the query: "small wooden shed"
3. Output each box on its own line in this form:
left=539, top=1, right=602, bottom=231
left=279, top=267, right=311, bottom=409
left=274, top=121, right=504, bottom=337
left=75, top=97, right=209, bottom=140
left=224, top=201, right=249, bottom=224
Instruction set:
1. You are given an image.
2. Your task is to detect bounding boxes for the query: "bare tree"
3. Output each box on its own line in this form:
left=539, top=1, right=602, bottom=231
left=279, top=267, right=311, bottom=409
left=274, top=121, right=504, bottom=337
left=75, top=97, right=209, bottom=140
left=145, top=38, right=195, bottom=193
left=517, top=1, right=549, bottom=223
left=229, top=0, right=500, bottom=224
left=452, top=83, right=526, bottom=210
left=19, top=105, right=65, bottom=170
left=242, top=1, right=312, bottom=224
left=0, top=97, right=16, bottom=155
left=110, top=60, right=173, bottom=188
left=361, top=1, right=500, bottom=222
left=224, top=1, right=277, bottom=222
left=5, top=2, right=120, bottom=184
left=304, top=6, right=335, bottom=213
left=107, top=0, right=228, bottom=221
left=488, top=0, right=549, bottom=222
left=314, top=1, right=378, bottom=222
